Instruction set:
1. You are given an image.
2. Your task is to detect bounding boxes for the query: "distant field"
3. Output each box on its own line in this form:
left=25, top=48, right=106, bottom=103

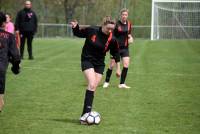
left=0, top=38, right=200, bottom=134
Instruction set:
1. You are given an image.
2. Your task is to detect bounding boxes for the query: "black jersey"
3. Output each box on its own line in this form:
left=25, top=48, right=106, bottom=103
left=15, top=8, right=38, bottom=33
left=72, top=25, right=120, bottom=66
left=0, top=29, right=20, bottom=73
left=114, top=20, right=132, bottom=49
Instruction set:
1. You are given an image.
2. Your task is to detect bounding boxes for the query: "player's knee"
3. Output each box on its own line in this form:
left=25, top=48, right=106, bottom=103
left=89, top=83, right=97, bottom=91
left=109, top=62, right=115, bottom=69
left=123, top=62, right=129, bottom=68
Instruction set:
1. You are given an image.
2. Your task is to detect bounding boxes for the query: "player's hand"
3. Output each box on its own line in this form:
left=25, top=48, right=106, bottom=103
left=128, top=34, right=134, bottom=44
left=70, top=20, right=78, bottom=28
left=15, top=30, right=20, bottom=34
left=11, top=64, right=20, bottom=75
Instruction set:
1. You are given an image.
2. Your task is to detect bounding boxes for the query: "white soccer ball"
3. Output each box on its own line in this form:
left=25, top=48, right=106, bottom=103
left=86, top=111, right=101, bottom=125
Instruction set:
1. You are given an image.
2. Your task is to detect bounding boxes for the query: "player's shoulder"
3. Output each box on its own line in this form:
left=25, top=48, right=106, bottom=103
left=87, top=25, right=99, bottom=30
left=84, top=25, right=99, bottom=33
left=116, top=20, right=121, bottom=25
left=30, top=9, right=37, bottom=14
left=127, top=20, right=132, bottom=25
left=18, top=9, right=24, bottom=13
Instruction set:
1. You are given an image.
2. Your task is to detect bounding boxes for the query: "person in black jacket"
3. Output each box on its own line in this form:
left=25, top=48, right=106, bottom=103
left=0, top=12, right=20, bottom=112
left=70, top=16, right=121, bottom=124
left=15, top=0, right=37, bottom=60
left=103, top=8, right=133, bottom=89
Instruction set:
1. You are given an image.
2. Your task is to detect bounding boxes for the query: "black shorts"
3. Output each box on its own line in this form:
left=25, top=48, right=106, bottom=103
left=119, top=48, right=129, bottom=58
left=0, top=72, right=6, bottom=94
left=110, top=48, right=129, bottom=59
left=81, top=61, right=105, bottom=75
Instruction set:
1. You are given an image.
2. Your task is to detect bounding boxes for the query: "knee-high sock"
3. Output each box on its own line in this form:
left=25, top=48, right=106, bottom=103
left=105, top=68, right=113, bottom=83
left=82, top=90, right=94, bottom=116
left=120, top=67, right=128, bottom=84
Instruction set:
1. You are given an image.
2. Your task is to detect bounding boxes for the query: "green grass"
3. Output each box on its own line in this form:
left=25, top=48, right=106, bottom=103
left=0, top=38, right=200, bottom=134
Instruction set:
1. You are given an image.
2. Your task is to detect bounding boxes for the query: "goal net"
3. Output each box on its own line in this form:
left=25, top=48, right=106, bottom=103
left=151, top=0, right=200, bottom=40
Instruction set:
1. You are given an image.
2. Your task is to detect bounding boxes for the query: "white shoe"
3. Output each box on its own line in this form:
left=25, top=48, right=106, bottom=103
left=79, top=113, right=89, bottom=125
left=118, top=84, right=131, bottom=89
left=103, top=82, right=110, bottom=88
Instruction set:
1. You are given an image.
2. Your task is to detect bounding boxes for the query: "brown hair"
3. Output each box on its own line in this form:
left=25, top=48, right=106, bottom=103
left=120, top=8, right=129, bottom=14
left=102, top=16, right=115, bottom=26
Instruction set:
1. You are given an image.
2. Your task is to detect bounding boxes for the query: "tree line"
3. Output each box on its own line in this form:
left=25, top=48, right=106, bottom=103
left=0, top=0, right=151, bottom=25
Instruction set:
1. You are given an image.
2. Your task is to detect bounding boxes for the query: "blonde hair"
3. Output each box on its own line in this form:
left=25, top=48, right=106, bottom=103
left=102, top=16, right=116, bottom=26
left=120, top=8, right=129, bottom=14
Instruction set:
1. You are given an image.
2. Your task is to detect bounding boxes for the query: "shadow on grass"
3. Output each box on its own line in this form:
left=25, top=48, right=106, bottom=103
left=49, top=118, right=80, bottom=125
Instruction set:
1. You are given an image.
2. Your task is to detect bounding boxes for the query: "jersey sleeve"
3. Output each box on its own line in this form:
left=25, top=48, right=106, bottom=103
left=72, top=24, right=90, bottom=38
left=109, top=38, right=120, bottom=63
left=8, top=34, right=20, bottom=65
left=114, top=23, right=119, bottom=38
left=34, top=12, right=38, bottom=33
left=128, top=21, right=132, bottom=34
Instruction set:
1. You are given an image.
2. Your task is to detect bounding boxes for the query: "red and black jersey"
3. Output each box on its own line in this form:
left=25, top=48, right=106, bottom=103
left=114, top=20, right=132, bottom=49
left=72, top=25, right=120, bottom=66
left=0, top=29, right=20, bottom=72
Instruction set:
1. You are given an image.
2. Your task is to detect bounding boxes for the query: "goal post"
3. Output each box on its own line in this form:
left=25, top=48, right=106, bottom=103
left=151, top=0, right=200, bottom=40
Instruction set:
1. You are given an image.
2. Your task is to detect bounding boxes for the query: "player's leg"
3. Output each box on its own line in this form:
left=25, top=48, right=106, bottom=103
left=103, top=58, right=116, bottom=88
left=94, top=65, right=104, bottom=88
left=20, top=33, right=26, bottom=59
left=0, top=73, right=6, bottom=112
left=0, top=94, right=4, bottom=112
left=95, top=73, right=103, bottom=88
left=80, top=63, right=104, bottom=124
left=119, top=49, right=131, bottom=89
left=80, top=68, right=96, bottom=124
left=27, top=32, right=34, bottom=60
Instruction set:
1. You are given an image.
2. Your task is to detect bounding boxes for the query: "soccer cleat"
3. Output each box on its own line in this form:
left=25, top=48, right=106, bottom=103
left=29, top=56, right=34, bottom=60
left=103, top=82, right=110, bottom=88
left=79, top=113, right=89, bottom=125
left=118, top=84, right=131, bottom=89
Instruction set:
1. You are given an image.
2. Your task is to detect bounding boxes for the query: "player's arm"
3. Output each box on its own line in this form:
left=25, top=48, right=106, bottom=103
left=15, top=31, right=20, bottom=49
left=71, top=20, right=88, bottom=38
left=8, top=34, right=21, bottom=74
left=128, top=22, right=134, bottom=44
left=34, top=12, right=38, bottom=33
left=110, top=39, right=121, bottom=77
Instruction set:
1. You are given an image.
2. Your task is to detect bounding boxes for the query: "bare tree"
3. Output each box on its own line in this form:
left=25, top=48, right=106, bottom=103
left=63, top=0, right=80, bottom=23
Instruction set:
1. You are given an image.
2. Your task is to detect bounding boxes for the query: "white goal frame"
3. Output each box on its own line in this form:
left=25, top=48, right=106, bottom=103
left=151, top=0, right=200, bottom=40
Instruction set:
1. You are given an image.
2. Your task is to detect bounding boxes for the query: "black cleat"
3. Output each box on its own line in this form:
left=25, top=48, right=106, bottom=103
left=29, top=56, right=34, bottom=60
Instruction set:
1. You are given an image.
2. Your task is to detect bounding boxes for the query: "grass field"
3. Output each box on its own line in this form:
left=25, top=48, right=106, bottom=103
left=0, top=38, right=200, bottom=134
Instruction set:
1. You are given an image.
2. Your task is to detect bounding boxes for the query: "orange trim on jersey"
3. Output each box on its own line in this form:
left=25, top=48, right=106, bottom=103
left=125, top=21, right=131, bottom=47
left=128, top=21, right=131, bottom=34
left=91, top=35, right=96, bottom=42
left=104, top=32, right=113, bottom=52
left=15, top=32, right=20, bottom=49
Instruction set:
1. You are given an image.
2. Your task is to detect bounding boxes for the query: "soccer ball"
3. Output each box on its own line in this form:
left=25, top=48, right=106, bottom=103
left=86, top=111, right=101, bottom=125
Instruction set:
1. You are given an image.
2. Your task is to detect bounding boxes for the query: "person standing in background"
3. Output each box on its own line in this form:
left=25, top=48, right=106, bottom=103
left=0, top=12, right=21, bottom=112
left=15, top=0, right=38, bottom=60
left=103, top=8, right=133, bottom=89
left=5, top=13, right=14, bottom=34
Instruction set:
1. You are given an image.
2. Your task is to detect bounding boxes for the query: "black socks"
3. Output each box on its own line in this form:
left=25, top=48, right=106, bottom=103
left=120, top=67, right=128, bottom=84
left=82, top=90, right=94, bottom=116
left=105, top=68, right=113, bottom=82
